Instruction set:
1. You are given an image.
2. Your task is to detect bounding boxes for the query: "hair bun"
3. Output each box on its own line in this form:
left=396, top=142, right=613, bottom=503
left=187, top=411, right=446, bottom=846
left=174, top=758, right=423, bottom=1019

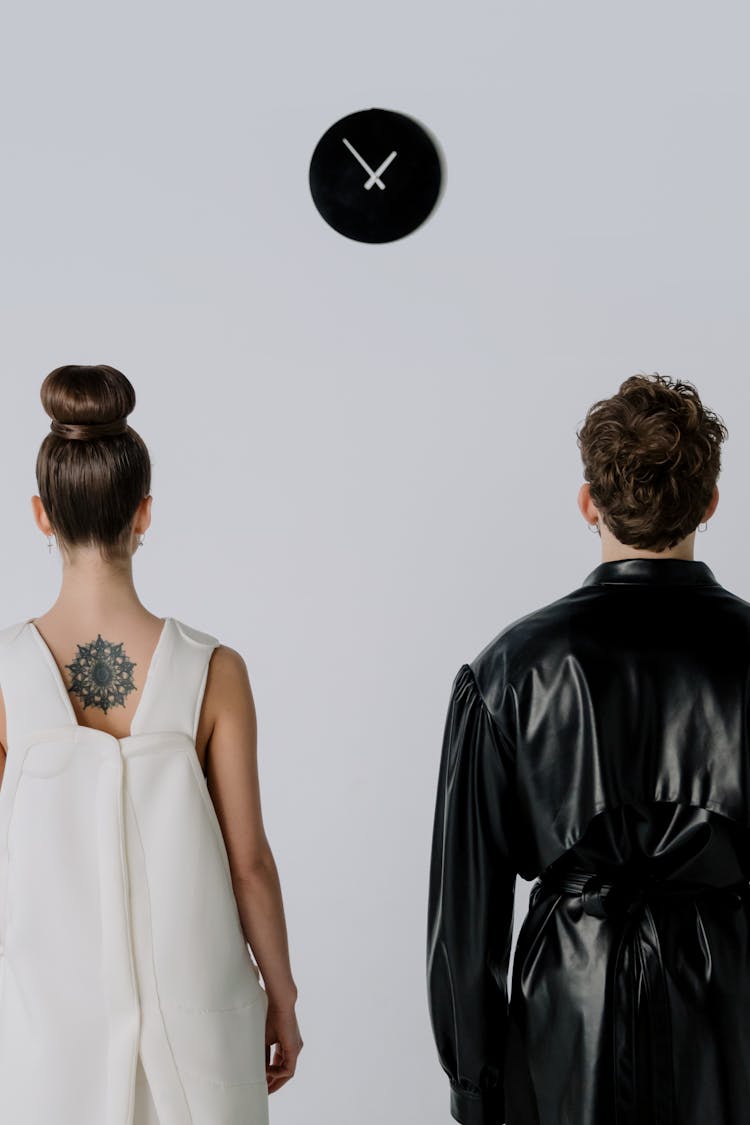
left=42, top=364, right=135, bottom=442
left=36, top=363, right=150, bottom=562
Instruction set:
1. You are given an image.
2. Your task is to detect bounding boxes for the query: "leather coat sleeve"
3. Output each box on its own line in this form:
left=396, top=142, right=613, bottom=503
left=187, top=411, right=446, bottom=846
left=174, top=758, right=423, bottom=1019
left=427, top=663, right=517, bottom=1125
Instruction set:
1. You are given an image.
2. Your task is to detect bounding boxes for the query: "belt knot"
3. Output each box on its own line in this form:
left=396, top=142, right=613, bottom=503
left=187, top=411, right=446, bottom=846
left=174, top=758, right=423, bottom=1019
left=578, top=872, right=746, bottom=920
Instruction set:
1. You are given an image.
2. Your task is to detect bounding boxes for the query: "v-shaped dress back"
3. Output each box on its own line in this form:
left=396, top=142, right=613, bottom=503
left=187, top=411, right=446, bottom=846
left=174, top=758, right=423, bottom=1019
left=0, top=615, right=268, bottom=1125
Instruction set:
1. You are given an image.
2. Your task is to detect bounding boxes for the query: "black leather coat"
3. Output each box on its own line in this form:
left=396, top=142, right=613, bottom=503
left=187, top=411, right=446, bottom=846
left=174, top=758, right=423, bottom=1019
left=426, top=557, right=750, bottom=1125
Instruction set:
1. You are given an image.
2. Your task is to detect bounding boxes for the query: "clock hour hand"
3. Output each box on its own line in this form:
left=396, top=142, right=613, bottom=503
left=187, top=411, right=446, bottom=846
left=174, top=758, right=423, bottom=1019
left=364, top=150, right=396, bottom=191
left=342, top=137, right=397, bottom=191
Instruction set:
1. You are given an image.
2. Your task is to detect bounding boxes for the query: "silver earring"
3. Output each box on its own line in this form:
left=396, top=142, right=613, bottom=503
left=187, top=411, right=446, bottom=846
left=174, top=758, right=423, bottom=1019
left=47, top=535, right=55, bottom=555
left=697, top=522, right=708, bottom=533
left=138, top=533, right=145, bottom=547
left=588, top=522, right=600, bottom=533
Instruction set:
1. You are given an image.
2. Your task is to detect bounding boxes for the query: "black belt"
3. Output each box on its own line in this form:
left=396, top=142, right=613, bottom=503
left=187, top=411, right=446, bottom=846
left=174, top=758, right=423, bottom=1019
left=537, top=866, right=749, bottom=1125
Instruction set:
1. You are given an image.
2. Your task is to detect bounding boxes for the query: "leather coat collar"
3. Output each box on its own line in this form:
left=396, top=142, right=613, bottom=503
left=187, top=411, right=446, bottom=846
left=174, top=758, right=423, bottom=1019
left=582, top=557, right=720, bottom=587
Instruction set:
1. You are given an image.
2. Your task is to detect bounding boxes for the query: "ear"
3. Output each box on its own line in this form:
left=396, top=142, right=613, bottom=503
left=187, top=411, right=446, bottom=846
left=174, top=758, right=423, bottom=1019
left=577, top=482, right=596, bottom=524
left=30, top=496, right=52, bottom=537
left=135, top=494, right=153, bottom=536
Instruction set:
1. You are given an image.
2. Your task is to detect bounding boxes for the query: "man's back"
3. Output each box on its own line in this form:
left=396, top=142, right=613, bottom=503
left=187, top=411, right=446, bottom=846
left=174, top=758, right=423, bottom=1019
left=427, top=557, right=750, bottom=1125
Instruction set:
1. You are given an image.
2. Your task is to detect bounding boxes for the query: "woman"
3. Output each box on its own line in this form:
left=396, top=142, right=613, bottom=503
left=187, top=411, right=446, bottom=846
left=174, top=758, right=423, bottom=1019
left=0, top=364, right=302, bottom=1125
left=427, top=372, right=750, bottom=1125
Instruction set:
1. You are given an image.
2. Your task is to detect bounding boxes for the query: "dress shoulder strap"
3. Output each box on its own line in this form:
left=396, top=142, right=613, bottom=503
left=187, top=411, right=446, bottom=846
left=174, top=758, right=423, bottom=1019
left=0, top=620, right=62, bottom=750
left=135, top=617, right=220, bottom=741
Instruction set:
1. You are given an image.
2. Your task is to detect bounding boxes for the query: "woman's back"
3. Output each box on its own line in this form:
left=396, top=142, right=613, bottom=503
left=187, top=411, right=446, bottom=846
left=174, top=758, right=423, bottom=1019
left=0, top=614, right=269, bottom=1125
left=0, top=613, right=214, bottom=774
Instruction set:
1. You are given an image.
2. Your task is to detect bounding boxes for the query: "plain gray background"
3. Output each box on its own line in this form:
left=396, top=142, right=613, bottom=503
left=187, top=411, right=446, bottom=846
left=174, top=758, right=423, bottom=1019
left=1, top=2, right=749, bottom=1122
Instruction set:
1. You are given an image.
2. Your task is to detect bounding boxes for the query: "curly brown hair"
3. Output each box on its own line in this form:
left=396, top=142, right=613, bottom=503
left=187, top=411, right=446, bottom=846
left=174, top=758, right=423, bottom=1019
left=576, top=372, right=728, bottom=552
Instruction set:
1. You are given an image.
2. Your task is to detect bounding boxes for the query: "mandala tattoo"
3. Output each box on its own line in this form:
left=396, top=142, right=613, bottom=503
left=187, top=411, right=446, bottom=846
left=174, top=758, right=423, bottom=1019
left=64, top=635, right=138, bottom=714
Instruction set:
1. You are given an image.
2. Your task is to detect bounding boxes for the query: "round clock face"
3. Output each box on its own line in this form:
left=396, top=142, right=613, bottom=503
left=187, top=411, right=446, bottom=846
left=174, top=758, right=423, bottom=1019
left=308, top=108, right=443, bottom=243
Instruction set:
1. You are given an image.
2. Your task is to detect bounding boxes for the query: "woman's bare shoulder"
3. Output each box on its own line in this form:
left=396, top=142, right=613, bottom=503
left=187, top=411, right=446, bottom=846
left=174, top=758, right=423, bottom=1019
left=207, top=644, right=253, bottom=689
left=204, top=644, right=256, bottom=735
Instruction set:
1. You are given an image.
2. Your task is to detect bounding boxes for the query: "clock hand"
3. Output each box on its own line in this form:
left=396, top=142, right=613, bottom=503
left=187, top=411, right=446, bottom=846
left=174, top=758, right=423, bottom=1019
left=342, top=137, right=380, bottom=182
left=341, top=138, right=398, bottom=191
left=364, top=150, right=397, bottom=191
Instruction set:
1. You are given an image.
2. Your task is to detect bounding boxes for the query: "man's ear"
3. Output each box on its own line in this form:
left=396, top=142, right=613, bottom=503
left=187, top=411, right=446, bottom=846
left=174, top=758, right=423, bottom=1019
left=706, top=484, right=719, bottom=521
left=578, top=482, right=594, bottom=523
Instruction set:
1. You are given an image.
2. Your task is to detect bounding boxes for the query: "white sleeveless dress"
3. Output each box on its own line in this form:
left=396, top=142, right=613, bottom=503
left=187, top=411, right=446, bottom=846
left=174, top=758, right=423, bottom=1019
left=0, top=616, right=269, bottom=1125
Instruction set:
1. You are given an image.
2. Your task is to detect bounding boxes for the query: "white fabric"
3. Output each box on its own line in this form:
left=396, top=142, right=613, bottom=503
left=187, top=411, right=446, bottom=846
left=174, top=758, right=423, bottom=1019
left=0, top=616, right=269, bottom=1125
left=135, top=1057, right=161, bottom=1125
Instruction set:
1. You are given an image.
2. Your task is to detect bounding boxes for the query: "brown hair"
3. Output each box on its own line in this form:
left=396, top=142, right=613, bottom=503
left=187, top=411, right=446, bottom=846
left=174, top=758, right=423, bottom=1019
left=576, top=372, right=728, bottom=552
left=36, top=365, right=151, bottom=564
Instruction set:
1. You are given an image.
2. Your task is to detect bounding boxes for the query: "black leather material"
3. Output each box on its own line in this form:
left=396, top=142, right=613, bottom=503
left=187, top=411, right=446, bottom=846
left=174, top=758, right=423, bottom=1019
left=427, top=557, right=750, bottom=1125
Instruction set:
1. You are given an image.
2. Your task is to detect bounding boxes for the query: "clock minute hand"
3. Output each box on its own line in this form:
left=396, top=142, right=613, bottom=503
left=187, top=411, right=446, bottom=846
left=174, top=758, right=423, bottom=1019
left=342, top=137, right=379, bottom=178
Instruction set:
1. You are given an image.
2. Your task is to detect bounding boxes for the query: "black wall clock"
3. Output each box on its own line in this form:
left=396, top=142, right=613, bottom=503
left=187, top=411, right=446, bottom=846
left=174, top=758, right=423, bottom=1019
left=308, top=108, right=444, bottom=243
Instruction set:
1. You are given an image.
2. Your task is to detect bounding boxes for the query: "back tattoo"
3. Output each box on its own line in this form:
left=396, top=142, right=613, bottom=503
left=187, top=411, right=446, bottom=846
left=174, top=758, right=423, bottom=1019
left=64, top=635, right=138, bottom=715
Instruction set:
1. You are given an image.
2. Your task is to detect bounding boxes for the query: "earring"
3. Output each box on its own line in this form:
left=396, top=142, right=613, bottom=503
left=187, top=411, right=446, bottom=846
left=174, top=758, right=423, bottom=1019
left=138, top=533, right=145, bottom=547
left=697, top=522, right=708, bottom=533
left=588, top=522, right=600, bottom=533
left=47, top=535, right=55, bottom=555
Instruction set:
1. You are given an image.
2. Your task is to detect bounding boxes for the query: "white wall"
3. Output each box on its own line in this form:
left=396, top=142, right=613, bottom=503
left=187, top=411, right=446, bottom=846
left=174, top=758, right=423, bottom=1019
left=0, top=2, right=749, bottom=1123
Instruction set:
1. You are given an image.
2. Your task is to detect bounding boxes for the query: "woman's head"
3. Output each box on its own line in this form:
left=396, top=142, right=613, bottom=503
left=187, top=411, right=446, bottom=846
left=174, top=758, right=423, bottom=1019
left=576, top=372, right=728, bottom=553
left=34, top=364, right=151, bottom=564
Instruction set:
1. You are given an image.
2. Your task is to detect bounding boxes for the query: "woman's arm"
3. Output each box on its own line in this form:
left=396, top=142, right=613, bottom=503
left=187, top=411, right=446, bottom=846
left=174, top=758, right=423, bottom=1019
left=203, top=645, right=303, bottom=1092
left=0, top=687, right=6, bottom=789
